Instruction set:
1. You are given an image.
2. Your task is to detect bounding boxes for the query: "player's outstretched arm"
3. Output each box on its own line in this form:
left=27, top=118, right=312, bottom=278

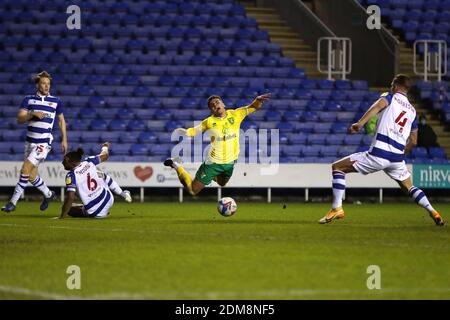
left=99, top=142, right=110, bottom=162
left=59, top=191, right=75, bottom=219
left=58, top=113, right=68, bottom=154
left=404, top=130, right=418, bottom=154
left=178, top=119, right=208, bottom=137
left=349, top=98, right=387, bottom=133
left=247, top=93, right=271, bottom=114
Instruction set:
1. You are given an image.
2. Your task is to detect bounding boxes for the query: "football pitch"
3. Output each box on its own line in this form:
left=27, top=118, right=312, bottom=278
left=1, top=201, right=449, bottom=300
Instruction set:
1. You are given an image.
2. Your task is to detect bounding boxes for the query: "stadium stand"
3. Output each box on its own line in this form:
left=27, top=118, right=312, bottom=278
left=0, top=0, right=448, bottom=164
left=358, top=0, right=449, bottom=163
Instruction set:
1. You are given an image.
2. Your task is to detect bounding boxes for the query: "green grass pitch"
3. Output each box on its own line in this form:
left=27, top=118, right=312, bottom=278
left=1, top=201, right=449, bottom=300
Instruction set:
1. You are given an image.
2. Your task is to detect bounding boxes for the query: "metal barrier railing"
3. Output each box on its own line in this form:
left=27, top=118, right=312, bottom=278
left=317, top=37, right=352, bottom=80
left=413, top=40, right=447, bottom=81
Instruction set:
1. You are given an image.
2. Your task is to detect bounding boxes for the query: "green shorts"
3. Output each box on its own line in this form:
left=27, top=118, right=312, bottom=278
left=195, top=162, right=235, bottom=185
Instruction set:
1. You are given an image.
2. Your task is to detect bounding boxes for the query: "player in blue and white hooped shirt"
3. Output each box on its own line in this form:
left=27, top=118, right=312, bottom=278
left=320, top=74, right=444, bottom=226
left=58, top=143, right=131, bottom=219
left=2, top=71, right=68, bottom=213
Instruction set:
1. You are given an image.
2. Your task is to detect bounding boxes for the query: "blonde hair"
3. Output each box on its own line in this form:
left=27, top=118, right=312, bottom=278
left=34, top=71, right=52, bottom=84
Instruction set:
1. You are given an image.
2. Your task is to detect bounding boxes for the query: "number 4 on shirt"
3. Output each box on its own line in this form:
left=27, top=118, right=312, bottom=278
left=395, top=111, right=408, bottom=128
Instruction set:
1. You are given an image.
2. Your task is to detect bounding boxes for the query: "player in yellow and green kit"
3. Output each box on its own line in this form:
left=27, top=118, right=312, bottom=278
left=163, top=93, right=271, bottom=195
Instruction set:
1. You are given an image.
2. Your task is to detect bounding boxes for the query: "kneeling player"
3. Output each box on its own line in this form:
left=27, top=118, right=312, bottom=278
left=58, top=143, right=131, bottom=219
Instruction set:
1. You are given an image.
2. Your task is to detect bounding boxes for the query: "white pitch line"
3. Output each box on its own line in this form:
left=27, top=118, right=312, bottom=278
left=0, top=285, right=82, bottom=300
left=1, top=284, right=450, bottom=300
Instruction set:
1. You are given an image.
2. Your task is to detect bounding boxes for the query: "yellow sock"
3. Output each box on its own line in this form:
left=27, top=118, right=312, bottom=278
left=176, top=166, right=194, bottom=195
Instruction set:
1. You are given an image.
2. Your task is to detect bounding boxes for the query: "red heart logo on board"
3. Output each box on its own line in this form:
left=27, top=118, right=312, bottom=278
left=134, top=166, right=153, bottom=182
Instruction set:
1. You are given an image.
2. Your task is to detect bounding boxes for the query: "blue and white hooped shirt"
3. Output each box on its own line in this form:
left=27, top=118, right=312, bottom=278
left=20, top=92, right=63, bottom=145
left=368, top=91, right=418, bottom=163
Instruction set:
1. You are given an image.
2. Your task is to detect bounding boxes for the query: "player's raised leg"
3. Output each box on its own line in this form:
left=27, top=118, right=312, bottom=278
left=101, top=172, right=132, bottom=202
left=319, top=157, right=357, bottom=224
left=164, top=158, right=205, bottom=195
left=397, top=177, right=444, bottom=226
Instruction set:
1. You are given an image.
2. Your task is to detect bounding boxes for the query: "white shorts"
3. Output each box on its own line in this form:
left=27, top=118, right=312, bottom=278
left=89, top=191, right=114, bottom=219
left=24, top=142, right=51, bottom=166
left=349, top=151, right=411, bottom=181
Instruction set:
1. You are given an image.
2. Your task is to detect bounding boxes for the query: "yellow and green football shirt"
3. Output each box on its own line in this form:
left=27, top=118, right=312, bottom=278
left=186, top=107, right=250, bottom=164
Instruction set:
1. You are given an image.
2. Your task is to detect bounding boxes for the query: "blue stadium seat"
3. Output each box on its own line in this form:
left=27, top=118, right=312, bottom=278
left=264, top=111, right=282, bottom=121
left=128, top=120, right=147, bottom=131
left=138, top=132, right=158, bottom=144
left=352, top=80, right=368, bottom=90
left=313, top=122, right=333, bottom=133
left=326, top=134, right=345, bottom=145
left=307, top=134, right=326, bottom=145
left=2, top=130, right=25, bottom=142
left=130, top=144, right=149, bottom=156
left=89, top=119, right=108, bottom=131
left=150, top=144, right=171, bottom=156
left=111, top=144, right=130, bottom=156
left=116, top=109, right=135, bottom=120
left=117, top=132, right=139, bottom=144
left=344, top=135, right=363, bottom=146
left=0, top=142, right=12, bottom=153
left=320, top=146, right=339, bottom=157
left=282, top=145, right=302, bottom=157
left=81, top=132, right=100, bottom=143
left=318, top=112, right=336, bottom=123
left=337, top=145, right=357, bottom=157
left=337, top=112, right=356, bottom=122
left=276, top=122, right=294, bottom=131
left=288, top=133, right=307, bottom=145
left=11, top=143, right=24, bottom=154
left=100, top=132, right=121, bottom=143
left=109, top=119, right=128, bottom=131
left=302, top=145, right=321, bottom=157
left=283, top=111, right=302, bottom=121
left=429, top=147, right=447, bottom=159
left=68, top=119, right=90, bottom=131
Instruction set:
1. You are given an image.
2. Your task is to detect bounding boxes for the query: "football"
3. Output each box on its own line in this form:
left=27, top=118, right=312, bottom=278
left=217, top=197, right=237, bottom=217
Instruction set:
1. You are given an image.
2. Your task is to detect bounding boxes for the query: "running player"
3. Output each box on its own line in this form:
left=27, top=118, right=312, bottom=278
left=58, top=143, right=131, bottom=219
left=319, top=74, right=444, bottom=226
left=2, top=71, right=67, bottom=213
left=164, top=94, right=271, bottom=195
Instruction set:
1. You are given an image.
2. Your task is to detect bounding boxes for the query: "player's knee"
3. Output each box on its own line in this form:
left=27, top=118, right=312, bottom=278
left=21, top=161, right=34, bottom=176
left=20, top=169, right=32, bottom=180
left=191, top=181, right=204, bottom=195
left=216, top=179, right=228, bottom=187
left=331, top=162, right=340, bottom=171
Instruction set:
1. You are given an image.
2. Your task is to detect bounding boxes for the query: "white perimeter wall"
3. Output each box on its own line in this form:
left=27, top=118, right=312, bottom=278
left=0, top=162, right=408, bottom=188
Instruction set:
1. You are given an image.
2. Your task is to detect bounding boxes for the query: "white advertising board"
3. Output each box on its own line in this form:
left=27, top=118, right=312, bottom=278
left=0, top=161, right=410, bottom=188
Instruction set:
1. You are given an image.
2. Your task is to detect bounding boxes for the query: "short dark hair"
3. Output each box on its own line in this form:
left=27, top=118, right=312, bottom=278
left=391, top=74, right=412, bottom=92
left=66, top=148, right=84, bottom=163
left=207, top=95, right=221, bottom=109
left=34, top=71, right=52, bottom=84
